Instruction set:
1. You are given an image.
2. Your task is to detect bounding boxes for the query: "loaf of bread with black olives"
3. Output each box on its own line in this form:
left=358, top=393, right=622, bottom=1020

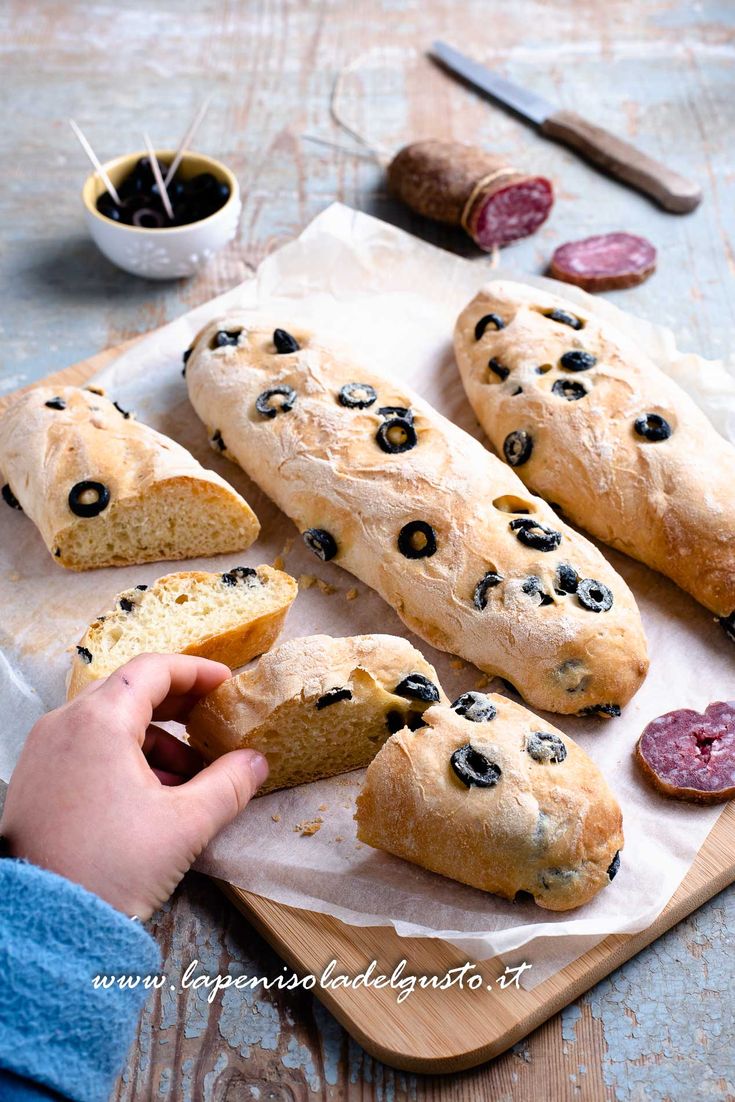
left=355, top=693, right=624, bottom=911
left=187, top=633, right=447, bottom=794
left=454, top=281, right=735, bottom=631
left=0, top=386, right=259, bottom=570
left=67, top=564, right=297, bottom=698
left=184, top=319, right=648, bottom=716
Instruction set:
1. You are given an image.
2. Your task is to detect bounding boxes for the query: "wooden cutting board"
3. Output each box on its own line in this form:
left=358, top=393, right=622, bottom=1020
left=3, top=346, right=734, bottom=1075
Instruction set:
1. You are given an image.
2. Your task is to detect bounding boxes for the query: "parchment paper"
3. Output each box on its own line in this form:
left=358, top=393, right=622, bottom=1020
left=1, top=203, right=734, bottom=990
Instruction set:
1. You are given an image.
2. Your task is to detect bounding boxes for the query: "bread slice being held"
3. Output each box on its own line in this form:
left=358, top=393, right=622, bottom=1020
left=454, top=281, right=735, bottom=629
left=186, top=634, right=447, bottom=795
left=183, top=318, right=648, bottom=717
left=68, top=565, right=297, bottom=698
left=0, top=385, right=259, bottom=570
left=355, top=694, right=624, bottom=911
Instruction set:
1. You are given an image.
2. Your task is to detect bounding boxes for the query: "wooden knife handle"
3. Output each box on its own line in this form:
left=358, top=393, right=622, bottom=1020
left=540, top=109, right=702, bottom=214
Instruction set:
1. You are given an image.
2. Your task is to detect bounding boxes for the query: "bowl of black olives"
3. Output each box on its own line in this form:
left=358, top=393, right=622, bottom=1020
left=82, top=149, right=240, bottom=279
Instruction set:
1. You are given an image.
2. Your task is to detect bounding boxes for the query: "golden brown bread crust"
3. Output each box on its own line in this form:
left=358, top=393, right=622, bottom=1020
left=187, top=633, right=448, bottom=794
left=0, top=385, right=259, bottom=570
left=67, top=565, right=297, bottom=698
left=454, top=281, right=735, bottom=619
left=355, top=698, right=624, bottom=911
left=184, top=317, right=648, bottom=716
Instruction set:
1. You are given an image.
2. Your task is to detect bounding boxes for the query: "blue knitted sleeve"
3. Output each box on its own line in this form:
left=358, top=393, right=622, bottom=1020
left=0, top=860, right=162, bottom=1102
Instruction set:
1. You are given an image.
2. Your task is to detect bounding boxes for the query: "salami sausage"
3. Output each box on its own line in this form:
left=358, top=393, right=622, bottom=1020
left=550, top=232, right=656, bottom=292
left=388, top=140, right=554, bottom=250
left=635, top=701, right=735, bottom=803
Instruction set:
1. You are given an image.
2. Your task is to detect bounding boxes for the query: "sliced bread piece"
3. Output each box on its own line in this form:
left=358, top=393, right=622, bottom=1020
left=0, top=385, right=259, bottom=570
left=68, top=565, right=297, bottom=698
left=355, top=695, right=624, bottom=911
left=186, top=633, right=447, bottom=794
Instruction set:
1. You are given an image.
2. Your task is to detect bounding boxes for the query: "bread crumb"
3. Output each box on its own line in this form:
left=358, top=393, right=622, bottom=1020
left=345, top=588, right=359, bottom=601
left=294, top=817, right=323, bottom=836
left=316, top=578, right=336, bottom=595
left=273, top=539, right=294, bottom=572
left=298, top=573, right=316, bottom=589
left=273, top=555, right=285, bottom=571
left=271, top=813, right=281, bottom=823
left=318, top=803, right=328, bottom=812
left=334, top=835, right=344, bottom=843
left=450, top=658, right=464, bottom=670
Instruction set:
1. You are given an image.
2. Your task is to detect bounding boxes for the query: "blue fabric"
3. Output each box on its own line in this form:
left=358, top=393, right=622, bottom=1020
left=0, top=860, right=161, bottom=1102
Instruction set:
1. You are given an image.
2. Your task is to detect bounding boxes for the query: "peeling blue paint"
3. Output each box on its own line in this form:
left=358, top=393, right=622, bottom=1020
left=282, top=1034, right=321, bottom=1092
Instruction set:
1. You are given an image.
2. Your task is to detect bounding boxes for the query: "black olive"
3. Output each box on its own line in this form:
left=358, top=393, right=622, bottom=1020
left=555, top=563, right=579, bottom=594
left=378, top=405, right=414, bottom=423
left=68, top=481, right=110, bottom=518
left=577, top=578, right=613, bottom=612
left=136, top=584, right=148, bottom=591
left=132, top=207, right=167, bottom=229
left=503, top=430, right=533, bottom=467
left=119, top=597, right=135, bottom=613
left=221, top=566, right=258, bottom=586
left=96, top=193, right=123, bottom=222
left=44, top=397, right=66, bottom=410
left=634, top=413, right=672, bottom=442
left=511, top=386, right=523, bottom=396
left=488, top=357, right=509, bottom=381
left=474, top=313, right=505, bottom=340
left=255, top=385, right=297, bottom=419
left=607, top=851, right=621, bottom=880
left=525, top=731, right=567, bottom=764
left=522, top=576, right=554, bottom=606
left=338, top=382, right=377, bottom=409
left=386, top=709, right=425, bottom=733
left=2, top=484, right=22, bottom=511
left=579, top=703, right=621, bottom=719
left=76, top=646, right=93, bottom=664
left=451, top=691, right=497, bottom=723
left=552, top=379, right=587, bottom=401
left=393, top=673, right=440, bottom=703
left=474, top=571, right=503, bottom=610
left=211, top=429, right=226, bottom=451
left=450, top=744, right=502, bottom=788
left=543, top=308, right=583, bottom=330
left=509, top=517, right=562, bottom=552
left=397, top=520, right=437, bottom=559
left=213, top=329, right=241, bottom=349
left=113, top=401, right=131, bottom=419
left=719, top=612, right=735, bottom=643
left=316, top=687, right=353, bottom=710
left=303, top=528, right=338, bottom=561
left=182, top=347, right=193, bottom=367
left=273, top=328, right=300, bottom=354
left=560, top=350, right=596, bottom=372
left=376, top=417, right=417, bottom=454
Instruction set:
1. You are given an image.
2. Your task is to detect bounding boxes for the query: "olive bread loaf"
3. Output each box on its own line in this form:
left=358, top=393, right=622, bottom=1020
left=0, top=385, right=259, bottom=570
left=184, top=319, right=648, bottom=716
left=454, top=281, right=735, bottom=629
left=187, top=633, right=447, bottom=795
left=67, top=564, right=297, bottom=698
left=355, top=695, right=624, bottom=911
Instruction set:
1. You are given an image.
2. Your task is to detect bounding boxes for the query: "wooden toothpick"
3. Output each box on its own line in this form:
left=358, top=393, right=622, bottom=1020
left=143, top=133, right=175, bottom=221
left=69, top=119, right=123, bottom=205
left=164, top=97, right=212, bottom=185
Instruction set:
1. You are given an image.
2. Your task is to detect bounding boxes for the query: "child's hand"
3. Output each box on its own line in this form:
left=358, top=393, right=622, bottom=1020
left=0, top=653, right=268, bottom=919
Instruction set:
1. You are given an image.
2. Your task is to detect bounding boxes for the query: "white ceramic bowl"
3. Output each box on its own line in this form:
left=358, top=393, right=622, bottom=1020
left=82, top=149, right=241, bottom=280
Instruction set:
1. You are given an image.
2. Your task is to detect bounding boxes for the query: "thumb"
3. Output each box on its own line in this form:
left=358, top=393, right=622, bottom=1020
left=179, top=750, right=269, bottom=847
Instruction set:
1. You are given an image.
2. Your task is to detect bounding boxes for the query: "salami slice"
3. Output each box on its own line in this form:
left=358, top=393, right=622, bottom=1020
left=635, top=701, right=735, bottom=803
left=550, top=232, right=656, bottom=292
left=388, top=140, right=554, bottom=251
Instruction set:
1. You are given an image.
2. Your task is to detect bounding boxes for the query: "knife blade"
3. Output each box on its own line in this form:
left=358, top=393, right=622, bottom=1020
left=430, top=41, right=702, bottom=214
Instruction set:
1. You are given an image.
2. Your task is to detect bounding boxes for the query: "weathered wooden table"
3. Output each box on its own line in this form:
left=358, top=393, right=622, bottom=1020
left=2, top=1, right=734, bottom=1098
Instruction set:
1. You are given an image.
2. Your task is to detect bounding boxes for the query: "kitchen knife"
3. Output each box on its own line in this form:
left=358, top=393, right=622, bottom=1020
left=430, top=40, right=702, bottom=214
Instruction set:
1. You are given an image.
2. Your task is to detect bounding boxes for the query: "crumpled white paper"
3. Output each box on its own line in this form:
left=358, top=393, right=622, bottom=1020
left=1, top=204, right=733, bottom=990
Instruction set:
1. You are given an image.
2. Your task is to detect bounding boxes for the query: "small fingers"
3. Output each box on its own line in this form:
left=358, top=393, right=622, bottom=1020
left=175, top=750, right=269, bottom=846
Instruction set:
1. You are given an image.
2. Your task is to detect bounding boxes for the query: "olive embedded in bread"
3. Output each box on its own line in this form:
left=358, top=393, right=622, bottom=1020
left=450, top=744, right=502, bottom=788
left=393, top=672, right=441, bottom=703
left=451, top=691, right=497, bottom=723
left=634, top=413, right=672, bottom=441
left=474, top=313, right=505, bottom=340
left=68, top=480, right=110, bottom=518
left=376, top=417, right=417, bottom=454
left=303, top=527, right=338, bottom=561
left=503, top=429, right=533, bottom=466
left=339, top=382, right=377, bottom=409
left=489, top=357, right=510, bottom=381
left=560, top=350, right=596, bottom=372
left=273, top=328, right=300, bottom=354
left=255, top=386, right=297, bottom=419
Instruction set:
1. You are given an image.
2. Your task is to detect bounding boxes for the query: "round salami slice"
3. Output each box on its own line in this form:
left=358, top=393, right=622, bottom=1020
left=635, top=701, right=735, bottom=803
left=472, top=178, right=554, bottom=250
left=550, top=232, right=656, bottom=292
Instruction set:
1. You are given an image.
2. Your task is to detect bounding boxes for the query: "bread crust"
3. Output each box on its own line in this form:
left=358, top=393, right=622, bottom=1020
left=187, top=633, right=448, bottom=794
left=185, top=318, right=648, bottom=716
left=0, top=386, right=259, bottom=570
left=67, top=565, right=297, bottom=698
left=454, top=281, right=735, bottom=618
left=355, top=698, right=624, bottom=911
